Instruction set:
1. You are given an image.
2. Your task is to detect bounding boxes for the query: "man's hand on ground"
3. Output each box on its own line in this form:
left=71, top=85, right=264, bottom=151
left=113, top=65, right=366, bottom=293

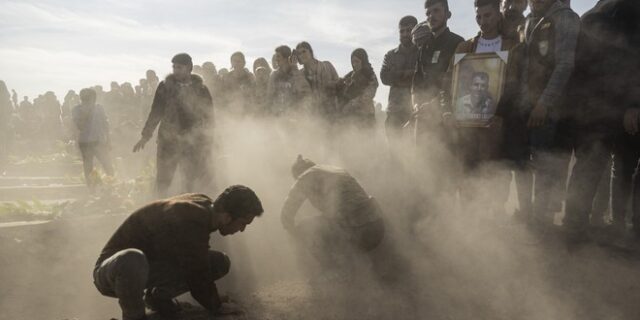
left=133, top=136, right=149, bottom=152
left=214, top=302, right=244, bottom=316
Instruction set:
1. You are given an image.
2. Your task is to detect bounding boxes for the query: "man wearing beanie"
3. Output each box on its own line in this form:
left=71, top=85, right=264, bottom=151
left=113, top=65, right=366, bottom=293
left=133, top=53, right=215, bottom=197
left=93, top=186, right=264, bottom=319
left=381, top=15, right=419, bottom=161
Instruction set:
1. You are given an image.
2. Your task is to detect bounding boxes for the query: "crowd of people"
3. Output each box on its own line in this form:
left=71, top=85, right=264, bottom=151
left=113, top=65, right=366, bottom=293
left=1, top=0, right=640, bottom=317
left=0, top=0, right=638, bottom=238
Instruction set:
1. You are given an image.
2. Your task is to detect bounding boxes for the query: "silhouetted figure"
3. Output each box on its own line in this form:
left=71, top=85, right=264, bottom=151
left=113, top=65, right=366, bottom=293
left=93, top=187, right=263, bottom=320
left=296, top=41, right=340, bottom=121
left=563, top=0, right=640, bottom=239
left=41, top=91, right=63, bottom=140
left=522, top=0, right=580, bottom=228
left=0, top=81, right=13, bottom=169
left=337, top=48, right=378, bottom=128
left=281, top=156, right=385, bottom=274
left=133, top=53, right=214, bottom=198
left=72, top=88, right=114, bottom=187
left=381, top=16, right=418, bottom=149
left=501, top=0, right=527, bottom=41
left=221, top=52, right=255, bottom=115
left=266, top=45, right=311, bottom=116
left=10, top=89, right=18, bottom=109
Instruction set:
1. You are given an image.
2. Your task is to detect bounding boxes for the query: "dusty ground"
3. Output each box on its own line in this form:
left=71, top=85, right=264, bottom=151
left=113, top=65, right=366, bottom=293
left=1, top=210, right=640, bottom=320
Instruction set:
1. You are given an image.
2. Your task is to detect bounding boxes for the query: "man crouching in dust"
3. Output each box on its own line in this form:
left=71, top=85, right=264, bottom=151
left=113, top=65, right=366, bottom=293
left=93, top=185, right=263, bottom=320
left=281, top=155, right=387, bottom=280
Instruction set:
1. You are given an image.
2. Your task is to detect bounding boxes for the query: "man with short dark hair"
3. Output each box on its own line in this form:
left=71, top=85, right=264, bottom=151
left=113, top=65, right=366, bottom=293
left=522, top=0, right=580, bottom=227
left=267, top=45, right=311, bottom=116
left=133, top=53, right=214, bottom=197
left=93, top=185, right=264, bottom=320
left=296, top=41, right=340, bottom=121
left=411, top=0, right=464, bottom=200
left=221, top=51, right=256, bottom=115
left=501, top=0, right=528, bottom=40
left=381, top=15, right=419, bottom=153
left=72, top=88, right=114, bottom=187
left=455, top=72, right=495, bottom=119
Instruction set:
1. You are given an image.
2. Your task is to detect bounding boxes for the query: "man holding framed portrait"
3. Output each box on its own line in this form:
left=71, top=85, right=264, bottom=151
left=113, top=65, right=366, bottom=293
left=441, top=0, right=523, bottom=217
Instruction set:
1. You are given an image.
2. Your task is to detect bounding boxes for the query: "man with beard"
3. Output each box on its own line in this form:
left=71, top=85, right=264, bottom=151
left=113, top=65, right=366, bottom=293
left=380, top=16, right=419, bottom=152
left=411, top=0, right=464, bottom=200
left=267, top=45, right=311, bottom=116
left=133, top=53, right=214, bottom=198
left=221, top=52, right=256, bottom=116
left=501, top=0, right=528, bottom=40
left=93, top=186, right=263, bottom=320
left=562, top=0, right=640, bottom=240
left=522, top=0, right=580, bottom=228
left=447, top=0, right=521, bottom=217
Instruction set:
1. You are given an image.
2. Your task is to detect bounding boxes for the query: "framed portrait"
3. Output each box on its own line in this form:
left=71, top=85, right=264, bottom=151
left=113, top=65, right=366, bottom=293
left=451, top=51, right=509, bottom=127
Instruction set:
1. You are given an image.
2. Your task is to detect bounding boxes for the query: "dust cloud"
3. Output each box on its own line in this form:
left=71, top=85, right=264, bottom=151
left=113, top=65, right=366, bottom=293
left=1, top=58, right=640, bottom=320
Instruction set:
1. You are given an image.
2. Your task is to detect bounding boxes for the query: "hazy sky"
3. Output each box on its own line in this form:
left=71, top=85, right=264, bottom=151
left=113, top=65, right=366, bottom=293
left=0, top=0, right=596, bottom=104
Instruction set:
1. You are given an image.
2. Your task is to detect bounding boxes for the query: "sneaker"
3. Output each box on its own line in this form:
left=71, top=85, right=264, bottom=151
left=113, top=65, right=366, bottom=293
left=144, top=289, right=181, bottom=316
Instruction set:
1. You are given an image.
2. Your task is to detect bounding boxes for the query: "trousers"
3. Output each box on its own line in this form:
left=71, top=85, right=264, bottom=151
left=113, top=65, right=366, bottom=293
left=93, top=249, right=230, bottom=320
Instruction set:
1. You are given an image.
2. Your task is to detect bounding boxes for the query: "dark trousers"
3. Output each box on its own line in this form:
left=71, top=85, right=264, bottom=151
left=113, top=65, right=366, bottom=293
left=529, top=121, right=572, bottom=223
left=612, top=133, right=640, bottom=232
left=564, top=129, right=613, bottom=230
left=93, top=249, right=230, bottom=320
left=156, top=141, right=212, bottom=197
left=78, top=142, right=114, bottom=186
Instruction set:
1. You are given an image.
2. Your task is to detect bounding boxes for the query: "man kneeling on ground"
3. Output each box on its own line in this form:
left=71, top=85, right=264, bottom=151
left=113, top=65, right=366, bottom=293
left=281, top=155, right=386, bottom=275
left=93, top=186, right=263, bottom=320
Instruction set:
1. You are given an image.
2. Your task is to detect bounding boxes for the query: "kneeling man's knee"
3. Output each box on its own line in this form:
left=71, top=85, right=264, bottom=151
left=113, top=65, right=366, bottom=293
left=209, top=251, right=230, bottom=280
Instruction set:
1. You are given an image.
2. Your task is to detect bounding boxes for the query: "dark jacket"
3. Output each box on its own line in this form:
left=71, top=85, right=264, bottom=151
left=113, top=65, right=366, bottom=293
left=96, top=193, right=220, bottom=311
left=565, top=0, right=640, bottom=130
left=412, top=28, right=464, bottom=111
left=221, top=68, right=255, bottom=114
left=523, top=1, right=580, bottom=111
left=445, top=34, right=522, bottom=167
left=141, top=74, right=214, bottom=145
left=72, top=103, right=110, bottom=144
left=337, top=68, right=378, bottom=121
left=380, top=44, right=418, bottom=113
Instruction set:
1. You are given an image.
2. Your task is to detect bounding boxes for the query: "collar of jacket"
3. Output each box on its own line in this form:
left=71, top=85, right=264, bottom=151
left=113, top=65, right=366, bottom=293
left=527, top=1, right=572, bottom=22
left=164, top=74, right=204, bottom=88
left=466, top=32, right=518, bottom=52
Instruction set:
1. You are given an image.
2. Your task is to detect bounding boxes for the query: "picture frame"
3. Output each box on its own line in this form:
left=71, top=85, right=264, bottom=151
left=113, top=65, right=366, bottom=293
left=451, top=51, right=509, bottom=127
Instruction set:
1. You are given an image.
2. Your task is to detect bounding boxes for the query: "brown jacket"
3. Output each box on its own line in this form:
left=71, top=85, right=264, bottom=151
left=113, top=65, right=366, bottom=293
left=96, top=193, right=220, bottom=310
